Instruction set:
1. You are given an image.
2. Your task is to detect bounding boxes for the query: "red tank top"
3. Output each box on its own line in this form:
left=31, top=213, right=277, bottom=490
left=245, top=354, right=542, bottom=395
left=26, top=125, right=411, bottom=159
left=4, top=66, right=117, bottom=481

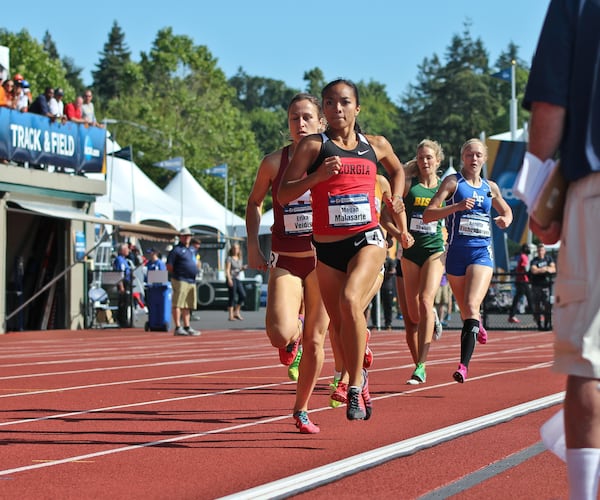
left=271, top=146, right=313, bottom=253
left=309, top=133, right=379, bottom=237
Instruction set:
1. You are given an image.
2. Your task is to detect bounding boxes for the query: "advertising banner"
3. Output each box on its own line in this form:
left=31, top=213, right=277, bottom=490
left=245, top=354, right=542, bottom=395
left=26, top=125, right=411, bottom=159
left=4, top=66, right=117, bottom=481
left=0, top=108, right=106, bottom=173
left=486, top=138, right=528, bottom=271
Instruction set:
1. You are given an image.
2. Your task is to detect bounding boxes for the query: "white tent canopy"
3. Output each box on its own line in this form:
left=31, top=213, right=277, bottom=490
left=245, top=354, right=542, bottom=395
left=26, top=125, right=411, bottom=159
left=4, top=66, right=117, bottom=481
left=489, top=127, right=528, bottom=142
left=97, top=155, right=181, bottom=228
left=235, top=207, right=273, bottom=236
left=163, top=167, right=245, bottom=237
left=94, top=138, right=239, bottom=235
left=93, top=137, right=182, bottom=228
left=258, top=208, right=274, bottom=235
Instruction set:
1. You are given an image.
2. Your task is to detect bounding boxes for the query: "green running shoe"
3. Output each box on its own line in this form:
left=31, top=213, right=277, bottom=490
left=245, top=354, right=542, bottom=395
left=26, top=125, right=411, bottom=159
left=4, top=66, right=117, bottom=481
left=406, top=362, right=426, bottom=385
left=329, top=377, right=342, bottom=408
left=288, top=345, right=303, bottom=381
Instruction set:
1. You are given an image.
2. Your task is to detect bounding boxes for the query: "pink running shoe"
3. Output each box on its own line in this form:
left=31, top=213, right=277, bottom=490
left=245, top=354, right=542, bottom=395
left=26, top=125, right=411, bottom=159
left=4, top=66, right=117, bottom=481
left=363, top=329, right=374, bottom=369
left=477, top=320, right=488, bottom=344
left=278, top=336, right=300, bottom=366
left=453, top=363, right=468, bottom=383
left=331, top=381, right=348, bottom=404
left=293, top=411, right=320, bottom=434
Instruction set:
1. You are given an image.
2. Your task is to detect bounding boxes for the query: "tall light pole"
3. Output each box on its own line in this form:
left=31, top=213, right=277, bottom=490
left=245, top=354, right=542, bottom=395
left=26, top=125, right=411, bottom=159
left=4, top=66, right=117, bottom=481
left=103, top=118, right=118, bottom=203
left=509, top=61, right=518, bottom=141
left=230, top=178, right=236, bottom=231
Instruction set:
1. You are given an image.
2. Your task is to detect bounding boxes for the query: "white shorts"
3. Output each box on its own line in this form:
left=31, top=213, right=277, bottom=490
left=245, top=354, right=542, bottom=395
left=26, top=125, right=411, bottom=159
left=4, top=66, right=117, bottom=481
left=554, top=172, right=600, bottom=379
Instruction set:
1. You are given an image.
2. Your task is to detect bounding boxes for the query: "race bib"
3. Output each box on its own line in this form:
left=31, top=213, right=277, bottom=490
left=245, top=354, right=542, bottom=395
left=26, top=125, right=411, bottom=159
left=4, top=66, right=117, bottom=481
left=458, top=213, right=491, bottom=237
left=268, top=251, right=279, bottom=268
left=283, top=201, right=312, bottom=235
left=365, top=227, right=386, bottom=248
left=352, top=227, right=386, bottom=250
left=328, top=193, right=372, bottom=227
left=409, top=213, right=437, bottom=234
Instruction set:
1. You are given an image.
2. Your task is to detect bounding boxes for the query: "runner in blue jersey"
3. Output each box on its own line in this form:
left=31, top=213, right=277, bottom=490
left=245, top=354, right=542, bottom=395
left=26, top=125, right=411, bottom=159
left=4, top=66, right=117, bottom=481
left=423, top=138, right=512, bottom=383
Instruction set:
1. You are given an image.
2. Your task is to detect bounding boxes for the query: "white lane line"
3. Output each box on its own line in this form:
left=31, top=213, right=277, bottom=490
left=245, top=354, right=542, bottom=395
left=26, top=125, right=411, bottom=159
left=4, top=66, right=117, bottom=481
left=0, top=376, right=296, bottom=427
left=0, top=363, right=288, bottom=399
left=217, top=392, right=565, bottom=500
left=0, top=360, right=553, bottom=428
left=1, top=336, right=550, bottom=383
left=0, top=353, right=271, bottom=382
left=0, top=412, right=295, bottom=478
left=0, top=346, right=279, bottom=366
left=0, top=387, right=564, bottom=480
left=0, top=348, right=547, bottom=400
left=0, top=363, right=559, bottom=482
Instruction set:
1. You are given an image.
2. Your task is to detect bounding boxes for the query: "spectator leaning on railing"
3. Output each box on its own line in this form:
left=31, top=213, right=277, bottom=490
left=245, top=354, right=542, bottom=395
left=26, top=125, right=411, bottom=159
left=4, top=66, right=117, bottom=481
left=65, top=96, right=86, bottom=124
left=29, top=87, right=56, bottom=120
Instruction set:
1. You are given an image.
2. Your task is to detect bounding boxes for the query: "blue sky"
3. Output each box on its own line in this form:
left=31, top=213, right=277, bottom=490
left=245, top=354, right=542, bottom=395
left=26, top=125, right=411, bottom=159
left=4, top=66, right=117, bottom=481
left=4, top=0, right=550, bottom=101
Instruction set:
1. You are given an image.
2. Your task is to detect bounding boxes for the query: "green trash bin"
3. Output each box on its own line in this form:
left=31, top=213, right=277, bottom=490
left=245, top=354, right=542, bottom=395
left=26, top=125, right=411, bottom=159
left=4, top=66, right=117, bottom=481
left=241, top=279, right=261, bottom=311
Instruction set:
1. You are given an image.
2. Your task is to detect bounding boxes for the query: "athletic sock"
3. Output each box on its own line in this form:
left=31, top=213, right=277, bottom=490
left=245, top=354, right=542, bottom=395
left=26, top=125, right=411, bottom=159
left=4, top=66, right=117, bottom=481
left=566, top=448, right=600, bottom=499
left=460, top=318, right=480, bottom=366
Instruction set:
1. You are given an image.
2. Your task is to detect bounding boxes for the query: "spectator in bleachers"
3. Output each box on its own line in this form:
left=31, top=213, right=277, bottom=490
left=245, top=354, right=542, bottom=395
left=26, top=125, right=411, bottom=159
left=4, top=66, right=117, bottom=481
left=14, top=79, right=31, bottom=112
left=81, top=89, right=103, bottom=127
left=48, top=87, right=65, bottom=121
left=29, top=87, right=56, bottom=119
left=508, top=243, right=533, bottom=324
left=1, top=79, right=16, bottom=108
left=65, top=96, right=85, bottom=123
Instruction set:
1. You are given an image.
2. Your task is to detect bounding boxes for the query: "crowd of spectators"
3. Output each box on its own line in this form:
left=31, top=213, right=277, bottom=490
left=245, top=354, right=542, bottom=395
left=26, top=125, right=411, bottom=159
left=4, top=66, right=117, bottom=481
left=0, top=73, right=31, bottom=111
left=0, top=71, right=103, bottom=127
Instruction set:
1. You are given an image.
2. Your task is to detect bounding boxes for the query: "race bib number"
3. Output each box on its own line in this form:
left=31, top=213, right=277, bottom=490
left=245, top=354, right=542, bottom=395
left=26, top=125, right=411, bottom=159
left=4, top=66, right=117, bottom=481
left=365, top=227, right=386, bottom=248
left=328, top=193, right=372, bottom=227
left=283, top=201, right=312, bottom=235
left=409, top=213, right=437, bottom=234
left=268, top=251, right=279, bottom=268
left=458, top=213, right=491, bottom=237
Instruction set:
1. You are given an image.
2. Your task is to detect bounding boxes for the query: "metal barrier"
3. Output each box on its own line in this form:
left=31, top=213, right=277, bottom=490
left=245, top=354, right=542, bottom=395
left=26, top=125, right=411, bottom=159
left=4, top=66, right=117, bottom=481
left=481, top=272, right=555, bottom=331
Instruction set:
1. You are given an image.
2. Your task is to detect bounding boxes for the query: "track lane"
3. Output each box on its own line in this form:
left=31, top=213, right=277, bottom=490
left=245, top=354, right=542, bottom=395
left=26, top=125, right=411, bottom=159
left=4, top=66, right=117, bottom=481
left=0, top=328, right=566, bottom=499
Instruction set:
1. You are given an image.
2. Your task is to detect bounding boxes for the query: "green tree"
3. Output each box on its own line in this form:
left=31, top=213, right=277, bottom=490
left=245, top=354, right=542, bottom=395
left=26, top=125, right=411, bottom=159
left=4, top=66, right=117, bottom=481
left=490, top=42, right=531, bottom=134
left=229, top=68, right=298, bottom=111
left=354, top=80, right=408, bottom=157
left=303, top=67, right=326, bottom=96
left=92, top=21, right=132, bottom=102
left=61, top=56, right=86, bottom=95
left=400, top=21, right=504, bottom=165
left=103, top=28, right=262, bottom=216
left=0, top=29, right=72, bottom=100
left=42, top=30, right=85, bottom=94
left=42, top=31, right=59, bottom=60
left=229, top=68, right=299, bottom=156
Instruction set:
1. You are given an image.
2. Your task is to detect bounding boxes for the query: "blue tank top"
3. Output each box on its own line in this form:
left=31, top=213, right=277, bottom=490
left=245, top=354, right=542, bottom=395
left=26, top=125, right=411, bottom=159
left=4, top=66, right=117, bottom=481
left=446, top=173, right=493, bottom=248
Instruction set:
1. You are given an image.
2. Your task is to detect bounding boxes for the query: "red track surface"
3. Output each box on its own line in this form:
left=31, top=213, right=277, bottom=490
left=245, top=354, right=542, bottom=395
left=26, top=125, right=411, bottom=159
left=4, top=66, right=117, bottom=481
left=0, top=327, right=567, bottom=499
